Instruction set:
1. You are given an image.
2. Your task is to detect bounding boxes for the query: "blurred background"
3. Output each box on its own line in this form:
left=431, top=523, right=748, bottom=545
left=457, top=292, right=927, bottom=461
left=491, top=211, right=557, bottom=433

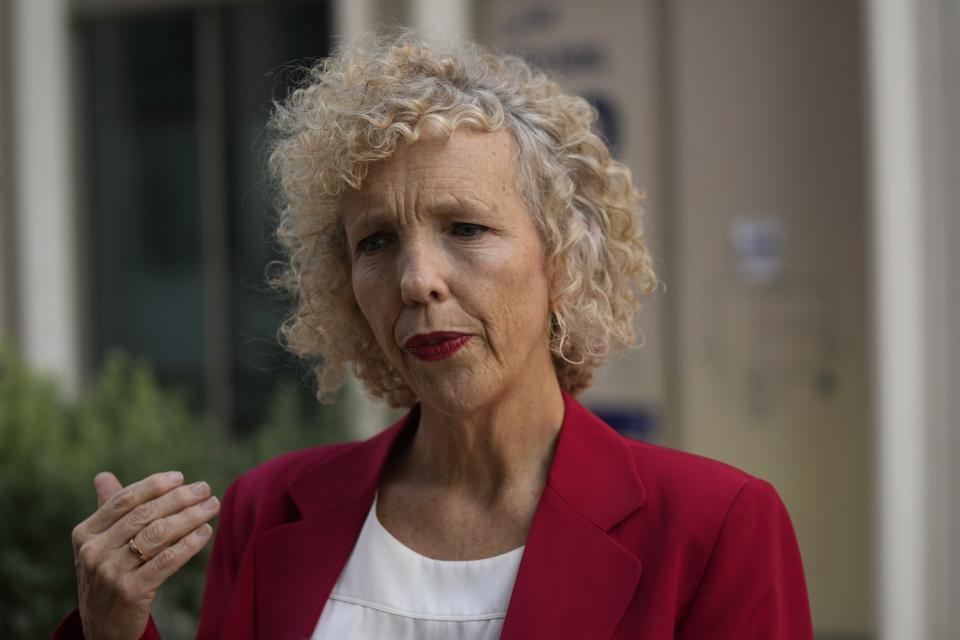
left=0, top=0, right=956, bottom=638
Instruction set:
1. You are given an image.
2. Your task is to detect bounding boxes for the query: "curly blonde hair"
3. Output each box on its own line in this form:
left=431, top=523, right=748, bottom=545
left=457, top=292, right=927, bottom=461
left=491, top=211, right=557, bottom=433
left=268, top=29, right=658, bottom=407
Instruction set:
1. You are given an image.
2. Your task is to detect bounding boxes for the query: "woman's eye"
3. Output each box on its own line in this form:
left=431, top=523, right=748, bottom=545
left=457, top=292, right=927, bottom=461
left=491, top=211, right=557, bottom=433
left=357, top=233, right=388, bottom=254
left=452, top=223, right=488, bottom=238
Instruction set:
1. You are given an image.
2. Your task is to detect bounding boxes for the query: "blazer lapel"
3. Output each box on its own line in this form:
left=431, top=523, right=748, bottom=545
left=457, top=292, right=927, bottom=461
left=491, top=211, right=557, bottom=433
left=251, top=406, right=419, bottom=639
left=253, top=505, right=368, bottom=638
left=500, top=393, right=647, bottom=640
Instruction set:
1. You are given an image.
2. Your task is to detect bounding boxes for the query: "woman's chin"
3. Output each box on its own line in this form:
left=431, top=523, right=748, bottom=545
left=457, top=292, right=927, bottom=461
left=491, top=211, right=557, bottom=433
left=406, top=368, right=502, bottom=416
left=401, top=341, right=555, bottom=415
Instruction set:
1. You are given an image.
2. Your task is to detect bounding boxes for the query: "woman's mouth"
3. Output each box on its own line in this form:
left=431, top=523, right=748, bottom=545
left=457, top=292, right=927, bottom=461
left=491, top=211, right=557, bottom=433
left=403, top=332, right=472, bottom=361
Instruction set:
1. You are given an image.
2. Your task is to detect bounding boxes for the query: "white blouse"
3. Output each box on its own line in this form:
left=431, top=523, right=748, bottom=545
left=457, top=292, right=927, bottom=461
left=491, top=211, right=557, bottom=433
left=311, top=492, right=526, bottom=640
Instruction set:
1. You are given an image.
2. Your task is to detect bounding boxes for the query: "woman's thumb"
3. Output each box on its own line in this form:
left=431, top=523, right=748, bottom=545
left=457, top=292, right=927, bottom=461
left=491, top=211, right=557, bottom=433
left=94, top=471, right=122, bottom=508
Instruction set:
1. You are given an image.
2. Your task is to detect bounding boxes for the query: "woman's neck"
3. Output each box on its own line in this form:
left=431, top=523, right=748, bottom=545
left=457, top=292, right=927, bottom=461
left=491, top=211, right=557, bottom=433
left=400, top=375, right=565, bottom=506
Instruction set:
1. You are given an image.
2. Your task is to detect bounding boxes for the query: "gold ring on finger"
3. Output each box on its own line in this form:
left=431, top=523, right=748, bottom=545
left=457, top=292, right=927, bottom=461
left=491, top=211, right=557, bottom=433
left=128, top=538, right=147, bottom=563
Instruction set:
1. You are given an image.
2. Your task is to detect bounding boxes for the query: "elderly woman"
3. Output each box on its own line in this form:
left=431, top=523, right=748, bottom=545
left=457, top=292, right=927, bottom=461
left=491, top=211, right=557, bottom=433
left=57, top=31, right=811, bottom=640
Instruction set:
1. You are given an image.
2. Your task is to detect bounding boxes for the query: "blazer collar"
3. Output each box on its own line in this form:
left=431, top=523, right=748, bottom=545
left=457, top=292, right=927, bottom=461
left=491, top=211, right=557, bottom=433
left=286, top=391, right=647, bottom=524
left=253, top=391, right=647, bottom=639
left=286, top=403, right=419, bottom=518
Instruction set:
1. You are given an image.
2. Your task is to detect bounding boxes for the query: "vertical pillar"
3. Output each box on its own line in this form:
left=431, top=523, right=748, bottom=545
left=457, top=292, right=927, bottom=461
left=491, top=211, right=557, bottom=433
left=330, top=0, right=406, bottom=438
left=410, top=0, right=472, bottom=40
left=0, top=0, right=17, bottom=343
left=333, top=0, right=374, bottom=42
left=868, top=0, right=960, bottom=637
left=9, top=0, right=80, bottom=393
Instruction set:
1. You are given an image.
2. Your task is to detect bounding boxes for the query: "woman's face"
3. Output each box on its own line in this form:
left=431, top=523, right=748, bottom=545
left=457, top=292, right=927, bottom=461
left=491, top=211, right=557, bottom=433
left=343, top=127, right=556, bottom=413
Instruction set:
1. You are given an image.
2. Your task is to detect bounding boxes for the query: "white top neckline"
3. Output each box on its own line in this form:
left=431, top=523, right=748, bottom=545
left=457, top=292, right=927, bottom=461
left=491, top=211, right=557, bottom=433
left=311, top=491, right=526, bottom=638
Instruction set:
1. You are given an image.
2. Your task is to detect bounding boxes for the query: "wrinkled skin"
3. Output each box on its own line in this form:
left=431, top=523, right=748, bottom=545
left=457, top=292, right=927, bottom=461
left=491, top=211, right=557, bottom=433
left=71, top=470, right=220, bottom=639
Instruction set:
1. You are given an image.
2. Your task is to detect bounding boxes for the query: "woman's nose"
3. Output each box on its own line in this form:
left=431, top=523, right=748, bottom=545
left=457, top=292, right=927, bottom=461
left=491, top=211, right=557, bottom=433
left=398, top=241, right=450, bottom=306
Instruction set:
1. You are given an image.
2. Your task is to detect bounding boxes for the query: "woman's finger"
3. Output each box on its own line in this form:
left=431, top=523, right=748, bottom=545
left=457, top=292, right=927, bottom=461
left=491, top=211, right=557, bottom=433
left=94, top=471, right=122, bottom=508
left=115, top=494, right=220, bottom=571
left=134, top=523, right=215, bottom=592
left=99, top=481, right=214, bottom=552
left=80, top=471, right=185, bottom=536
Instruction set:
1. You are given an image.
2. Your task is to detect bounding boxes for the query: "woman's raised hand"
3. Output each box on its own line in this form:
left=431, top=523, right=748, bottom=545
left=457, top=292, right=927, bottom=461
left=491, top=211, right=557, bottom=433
left=71, top=471, right=221, bottom=640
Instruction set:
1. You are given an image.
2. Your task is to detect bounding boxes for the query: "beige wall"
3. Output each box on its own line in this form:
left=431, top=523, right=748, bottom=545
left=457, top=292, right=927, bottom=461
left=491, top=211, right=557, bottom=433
left=671, top=1, right=871, bottom=636
left=483, top=0, right=872, bottom=637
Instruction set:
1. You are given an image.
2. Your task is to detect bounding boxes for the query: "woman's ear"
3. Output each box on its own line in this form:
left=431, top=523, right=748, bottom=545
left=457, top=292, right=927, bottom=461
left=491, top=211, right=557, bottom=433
left=544, top=259, right=561, bottom=341
left=544, top=256, right=561, bottom=307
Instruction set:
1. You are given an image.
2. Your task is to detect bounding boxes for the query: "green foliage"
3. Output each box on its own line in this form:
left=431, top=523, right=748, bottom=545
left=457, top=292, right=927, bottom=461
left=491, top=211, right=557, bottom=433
left=0, top=342, right=351, bottom=639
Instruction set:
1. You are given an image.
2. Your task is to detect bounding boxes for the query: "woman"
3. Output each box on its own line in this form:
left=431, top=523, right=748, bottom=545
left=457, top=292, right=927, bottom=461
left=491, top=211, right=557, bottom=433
left=57, top=31, right=812, bottom=639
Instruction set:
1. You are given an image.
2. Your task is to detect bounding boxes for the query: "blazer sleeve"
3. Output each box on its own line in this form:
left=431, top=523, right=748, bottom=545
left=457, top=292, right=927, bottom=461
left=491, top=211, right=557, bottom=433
left=195, top=479, right=248, bottom=639
left=675, top=478, right=813, bottom=640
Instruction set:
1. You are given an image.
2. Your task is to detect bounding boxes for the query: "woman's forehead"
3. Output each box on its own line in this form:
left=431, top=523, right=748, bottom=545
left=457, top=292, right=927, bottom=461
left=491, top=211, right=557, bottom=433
left=342, top=128, right=522, bottom=223
left=386, top=126, right=510, bottom=177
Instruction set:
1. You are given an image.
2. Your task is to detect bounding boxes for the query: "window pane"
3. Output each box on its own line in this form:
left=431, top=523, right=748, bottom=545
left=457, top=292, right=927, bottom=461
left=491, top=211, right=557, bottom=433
left=223, top=3, right=330, bottom=428
left=82, top=3, right=332, bottom=425
left=85, top=13, right=204, bottom=403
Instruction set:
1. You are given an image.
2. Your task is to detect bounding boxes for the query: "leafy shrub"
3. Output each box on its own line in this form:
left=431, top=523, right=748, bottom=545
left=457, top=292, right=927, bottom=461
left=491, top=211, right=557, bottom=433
left=0, top=342, right=350, bottom=639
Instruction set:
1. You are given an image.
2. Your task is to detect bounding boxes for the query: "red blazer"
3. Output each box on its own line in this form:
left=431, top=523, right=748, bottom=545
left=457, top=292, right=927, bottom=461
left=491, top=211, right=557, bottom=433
left=55, top=391, right=812, bottom=639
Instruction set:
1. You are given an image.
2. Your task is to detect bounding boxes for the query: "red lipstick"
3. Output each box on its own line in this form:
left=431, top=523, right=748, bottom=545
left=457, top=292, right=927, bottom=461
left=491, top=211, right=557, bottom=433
left=404, top=332, right=471, bottom=361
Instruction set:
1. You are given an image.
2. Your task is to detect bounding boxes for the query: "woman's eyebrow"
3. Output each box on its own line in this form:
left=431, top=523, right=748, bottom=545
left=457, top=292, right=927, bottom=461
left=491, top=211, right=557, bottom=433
left=345, top=192, right=498, bottom=238
left=343, top=208, right=390, bottom=243
left=424, top=194, right=493, bottom=217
